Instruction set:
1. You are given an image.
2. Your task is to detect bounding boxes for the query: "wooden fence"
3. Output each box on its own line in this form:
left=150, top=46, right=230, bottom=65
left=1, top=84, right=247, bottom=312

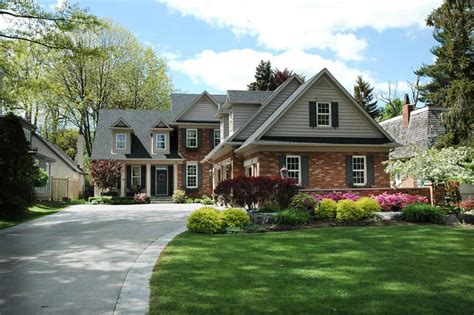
left=51, top=177, right=80, bottom=200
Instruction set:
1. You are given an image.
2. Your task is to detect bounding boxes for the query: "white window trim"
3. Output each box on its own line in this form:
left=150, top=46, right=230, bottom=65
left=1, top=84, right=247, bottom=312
left=229, top=109, right=234, bottom=134
left=186, top=162, right=198, bottom=189
left=186, top=129, right=198, bottom=148
left=213, top=129, right=221, bottom=147
left=286, top=155, right=302, bottom=185
left=155, top=133, right=167, bottom=151
left=23, top=128, right=31, bottom=142
left=116, top=133, right=126, bottom=150
left=352, top=155, right=367, bottom=187
left=131, top=165, right=141, bottom=188
left=316, top=102, right=332, bottom=127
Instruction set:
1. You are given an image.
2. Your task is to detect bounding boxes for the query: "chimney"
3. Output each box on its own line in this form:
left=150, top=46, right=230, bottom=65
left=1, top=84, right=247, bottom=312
left=76, top=134, right=85, bottom=170
left=402, top=93, right=413, bottom=128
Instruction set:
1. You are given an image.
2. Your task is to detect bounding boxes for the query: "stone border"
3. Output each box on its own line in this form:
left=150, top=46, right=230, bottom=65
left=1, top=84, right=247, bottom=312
left=113, top=226, right=187, bottom=314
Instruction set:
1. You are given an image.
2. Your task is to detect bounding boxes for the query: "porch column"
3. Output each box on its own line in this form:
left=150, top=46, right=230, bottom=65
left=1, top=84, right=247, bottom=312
left=173, top=163, right=178, bottom=191
left=146, top=164, right=151, bottom=197
left=120, top=163, right=126, bottom=197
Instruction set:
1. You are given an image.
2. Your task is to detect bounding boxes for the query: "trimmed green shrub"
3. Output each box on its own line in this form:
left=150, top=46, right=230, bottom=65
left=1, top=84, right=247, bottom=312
left=185, top=198, right=194, bottom=204
left=221, top=208, right=250, bottom=228
left=336, top=200, right=364, bottom=221
left=187, top=207, right=223, bottom=234
left=315, top=198, right=338, bottom=219
left=201, top=196, right=214, bottom=205
left=109, top=197, right=136, bottom=205
left=289, top=193, right=317, bottom=212
left=88, top=196, right=113, bottom=204
left=275, top=208, right=311, bottom=225
left=356, top=197, right=380, bottom=216
left=401, top=203, right=445, bottom=223
left=172, top=190, right=186, bottom=203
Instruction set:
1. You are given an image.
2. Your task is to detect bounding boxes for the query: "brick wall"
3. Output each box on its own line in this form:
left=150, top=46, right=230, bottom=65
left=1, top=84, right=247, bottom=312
left=255, top=151, right=390, bottom=189
left=178, top=128, right=214, bottom=197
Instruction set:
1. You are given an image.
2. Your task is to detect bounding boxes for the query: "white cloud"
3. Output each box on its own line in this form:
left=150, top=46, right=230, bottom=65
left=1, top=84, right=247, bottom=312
left=158, top=0, right=441, bottom=61
left=169, top=48, right=374, bottom=91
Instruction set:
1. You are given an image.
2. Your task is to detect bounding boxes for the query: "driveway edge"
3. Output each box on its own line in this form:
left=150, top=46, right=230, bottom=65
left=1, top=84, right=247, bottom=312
left=113, top=225, right=187, bottom=314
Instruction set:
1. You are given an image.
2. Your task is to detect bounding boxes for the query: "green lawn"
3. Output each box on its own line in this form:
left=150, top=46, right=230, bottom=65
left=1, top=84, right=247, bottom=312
left=150, top=226, right=474, bottom=314
left=0, top=200, right=81, bottom=230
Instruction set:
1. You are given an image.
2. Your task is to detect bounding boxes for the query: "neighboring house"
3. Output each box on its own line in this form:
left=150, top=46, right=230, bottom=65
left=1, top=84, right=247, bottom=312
left=91, top=68, right=398, bottom=198
left=3, top=114, right=85, bottom=200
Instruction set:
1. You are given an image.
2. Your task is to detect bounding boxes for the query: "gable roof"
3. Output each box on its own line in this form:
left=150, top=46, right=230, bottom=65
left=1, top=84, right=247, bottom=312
left=236, top=69, right=396, bottom=152
left=173, top=91, right=226, bottom=121
left=151, top=118, right=173, bottom=129
left=379, top=106, right=446, bottom=159
left=226, top=90, right=273, bottom=104
left=111, top=118, right=131, bottom=128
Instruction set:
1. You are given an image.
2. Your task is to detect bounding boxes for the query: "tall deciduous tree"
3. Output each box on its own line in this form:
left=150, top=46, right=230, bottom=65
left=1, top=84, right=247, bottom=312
left=415, top=0, right=473, bottom=146
left=353, top=75, right=380, bottom=118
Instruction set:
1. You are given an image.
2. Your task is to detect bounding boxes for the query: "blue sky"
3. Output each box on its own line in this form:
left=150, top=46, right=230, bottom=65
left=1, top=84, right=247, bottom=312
left=41, top=0, right=441, bottom=97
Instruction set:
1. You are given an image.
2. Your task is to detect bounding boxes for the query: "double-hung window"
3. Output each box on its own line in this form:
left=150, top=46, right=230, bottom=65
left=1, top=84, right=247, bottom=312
left=316, top=102, right=331, bottom=127
left=213, top=129, right=221, bottom=147
left=352, top=156, right=366, bottom=186
left=116, top=133, right=126, bottom=150
left=186, top=163, right=198, bottom=189
left=186, top=129, right=198, bottom=148
left=155, top=133, right=166, bottom=151
left=131, top=165, right=141, bottom=188
left=286, top=155, right=301, bottom=185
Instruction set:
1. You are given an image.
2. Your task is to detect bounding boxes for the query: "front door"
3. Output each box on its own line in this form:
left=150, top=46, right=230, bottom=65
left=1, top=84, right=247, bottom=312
left=155, top=168, right=168, bottom=196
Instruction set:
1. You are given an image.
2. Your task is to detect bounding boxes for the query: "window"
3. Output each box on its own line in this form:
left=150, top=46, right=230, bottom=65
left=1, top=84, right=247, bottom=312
left=155, top=133, right=166, bottom=151
left=35, top=161, right=50, bottom=194
left=316, top=102, right=331, bottom=127
left=23, top=128, right=31, bottom=143
left=286, top=155, right=301, bottom=185
left=186, top=129, right=198, bottom=148
left=186, top=163, right=198, bottom=188
left=131, top=165, right=141, bottom=188
left=352, top=156, right=366, bottom=186
left=213, top=129, right=221, bottom=147
left=229, top=110, right=233, bottom=134
left=116, top=133, right=126, bottom=150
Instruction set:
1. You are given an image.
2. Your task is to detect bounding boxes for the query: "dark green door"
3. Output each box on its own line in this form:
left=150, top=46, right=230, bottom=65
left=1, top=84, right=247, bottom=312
left=156, top=168, right=168, bottom=196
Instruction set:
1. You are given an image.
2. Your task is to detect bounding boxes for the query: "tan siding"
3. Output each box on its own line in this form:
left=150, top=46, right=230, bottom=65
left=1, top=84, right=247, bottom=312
left=237, top=79, right=300, bottom=140
left=180, top=94, right=218, bottom=121
left=266, top=76, right=384, bottom=138
left=231, top=103, right=259, bottom=132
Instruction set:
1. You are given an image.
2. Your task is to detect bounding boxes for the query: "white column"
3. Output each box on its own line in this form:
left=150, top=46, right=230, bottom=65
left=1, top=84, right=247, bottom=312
left=120, top=164, right=126, bottom=197
left=146, top=164, right=151, bottom=197
left=173, top=164, right=178, bottom=191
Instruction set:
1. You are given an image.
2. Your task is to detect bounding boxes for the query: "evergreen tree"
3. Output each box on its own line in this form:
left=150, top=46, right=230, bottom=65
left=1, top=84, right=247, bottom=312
left=415, top=0, right=473, bottom=146
left=247, top=60, right=275, bottom=91
left=353, top=75, right=380, bottom=118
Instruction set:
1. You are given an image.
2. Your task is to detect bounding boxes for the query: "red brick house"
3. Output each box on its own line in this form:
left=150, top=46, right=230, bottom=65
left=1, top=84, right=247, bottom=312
left=91, top=69, right=397, bottom=198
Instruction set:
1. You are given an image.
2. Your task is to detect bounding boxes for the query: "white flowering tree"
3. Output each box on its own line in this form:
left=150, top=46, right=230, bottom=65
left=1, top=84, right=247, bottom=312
left=385, top=146, right=474, bottom=186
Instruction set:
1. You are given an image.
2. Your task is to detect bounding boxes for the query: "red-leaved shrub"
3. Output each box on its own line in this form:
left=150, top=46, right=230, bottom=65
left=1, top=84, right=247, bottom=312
left=214, top=176, right=298, bottom=209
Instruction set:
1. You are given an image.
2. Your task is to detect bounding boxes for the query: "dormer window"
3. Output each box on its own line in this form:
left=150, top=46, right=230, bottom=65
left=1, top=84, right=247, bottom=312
left=155, top=133, right=166, bottom=151
left=116, top=133, right=126, bottom=150
left=186, top=129, right=198, bottom=148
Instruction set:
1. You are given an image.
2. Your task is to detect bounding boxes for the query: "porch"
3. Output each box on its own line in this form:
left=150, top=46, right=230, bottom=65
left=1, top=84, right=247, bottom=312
left=120, top=163, right=179, bottom=197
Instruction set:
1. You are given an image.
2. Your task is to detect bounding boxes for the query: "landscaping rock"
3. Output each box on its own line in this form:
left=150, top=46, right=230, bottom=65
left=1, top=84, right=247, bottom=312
left=250, top=212, right=278, bottom=225
left=458, top=213, right=474, bottom=225
left=374, top=212, right=402, bottom=221
left=443, top=214, right=460, bottom=225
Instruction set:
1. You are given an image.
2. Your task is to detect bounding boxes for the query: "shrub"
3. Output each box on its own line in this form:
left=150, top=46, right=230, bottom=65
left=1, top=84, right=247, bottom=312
left=193, top=198, right=202, bottom=203
left=172, top=190, right=186, bottom=203
left=290, top=193, right=317, bottom=212
left=336, top=200, right=364, bottom=221
left=356, top=197, right=380, bottom=216
left=109, top=197, right=136, bottom=205
left=314, top=192, right=360, bottom=202
left=187, top=207, right=223, bottom=234
left=201, top=196, right=214, bottom=205
left=373, top=193, right=429, bottom=211
left=257, top=203, right=279, bottom=213
left=185, top=198, right=194, bottom=204
left=401, top=203, right=445, bottom=223
left=134, top=193, right=150, bottom=204
left=90, top=160, right=122, bottom=191
left=88, top=196, right=112, bottom=204
left=275, top=208, right=311, bottom=225
left=459, top=200, right=474, bottom=211
left=315, top=198, right=337, bottom=219
left=221, top=208, right=250, bottom=228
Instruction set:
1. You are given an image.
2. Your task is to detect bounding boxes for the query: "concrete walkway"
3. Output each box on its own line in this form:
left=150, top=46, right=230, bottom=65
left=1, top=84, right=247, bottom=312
left=0, top=203, right=199, bottom=315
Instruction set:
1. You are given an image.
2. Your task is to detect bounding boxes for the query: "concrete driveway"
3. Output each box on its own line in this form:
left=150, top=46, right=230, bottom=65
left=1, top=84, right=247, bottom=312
left=0, top=203, right=200, bottom=314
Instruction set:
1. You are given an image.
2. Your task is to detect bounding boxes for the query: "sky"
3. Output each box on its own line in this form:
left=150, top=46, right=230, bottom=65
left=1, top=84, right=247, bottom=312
left=38, top=0, right=441, bottom=97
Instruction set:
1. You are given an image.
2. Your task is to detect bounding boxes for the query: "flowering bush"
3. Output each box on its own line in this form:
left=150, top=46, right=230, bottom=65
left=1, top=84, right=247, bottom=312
left=289, top=193, right=317, bottom=212
left=372, top=193, right=429, bottom=212
left=134, top=193, right=150, bottom=204
left=459, top=200, right=474, bottom=211
left=314, top=192, right=360, bottom=202
left=172, top=190, right=186, bottom=203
